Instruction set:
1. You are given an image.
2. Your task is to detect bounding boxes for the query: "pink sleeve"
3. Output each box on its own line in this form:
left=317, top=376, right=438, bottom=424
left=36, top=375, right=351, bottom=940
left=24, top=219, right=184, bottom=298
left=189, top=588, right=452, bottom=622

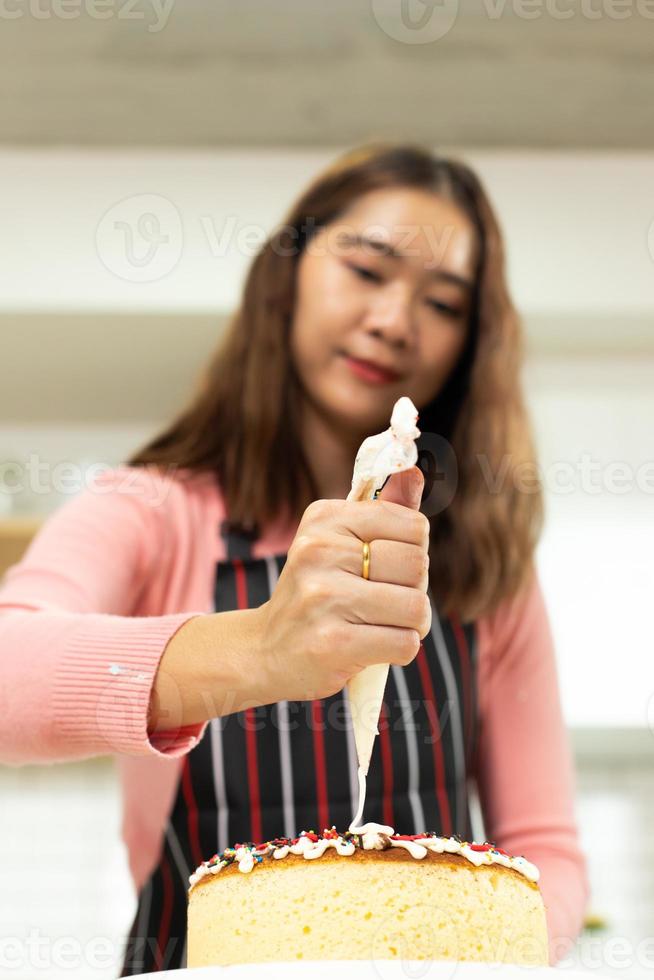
left=0, top=468, right=208, bottom=765
left=476, top=572, right=590, bottom=965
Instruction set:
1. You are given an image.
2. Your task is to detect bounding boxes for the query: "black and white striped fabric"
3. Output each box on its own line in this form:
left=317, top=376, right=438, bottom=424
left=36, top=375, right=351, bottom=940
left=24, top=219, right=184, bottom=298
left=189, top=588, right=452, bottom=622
left=120, top=521, right=480, bottom=974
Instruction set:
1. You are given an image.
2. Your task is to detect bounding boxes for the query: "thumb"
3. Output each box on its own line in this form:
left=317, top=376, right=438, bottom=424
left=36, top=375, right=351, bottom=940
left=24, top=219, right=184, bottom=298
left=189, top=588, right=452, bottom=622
left=377, top=466, right=424, bottom=511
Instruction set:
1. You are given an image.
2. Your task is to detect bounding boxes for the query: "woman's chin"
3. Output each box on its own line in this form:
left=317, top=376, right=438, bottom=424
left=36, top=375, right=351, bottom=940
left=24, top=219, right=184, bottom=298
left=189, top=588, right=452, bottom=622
left=324, top=383, right=397, bottom=435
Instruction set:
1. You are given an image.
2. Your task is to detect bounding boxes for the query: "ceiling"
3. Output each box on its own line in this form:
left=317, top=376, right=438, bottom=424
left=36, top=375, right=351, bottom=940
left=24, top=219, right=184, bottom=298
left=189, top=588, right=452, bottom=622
left=0, top=0, right=652, bottom=149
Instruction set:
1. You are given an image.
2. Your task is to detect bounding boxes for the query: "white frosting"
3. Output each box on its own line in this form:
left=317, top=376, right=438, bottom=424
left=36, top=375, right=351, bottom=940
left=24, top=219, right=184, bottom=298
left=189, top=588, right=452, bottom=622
left=234, top=847, right=255, bottom=874
left=290, top=835, right=356, bottom=860
left=188, top=827, right=540, bottom=889
left=347, top=395, right=420, bottom=500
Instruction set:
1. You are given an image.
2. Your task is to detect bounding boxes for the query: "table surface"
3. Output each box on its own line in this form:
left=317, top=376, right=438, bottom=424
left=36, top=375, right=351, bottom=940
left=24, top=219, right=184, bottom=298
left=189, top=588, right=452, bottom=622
left=133, top=961, right=605, bottom=980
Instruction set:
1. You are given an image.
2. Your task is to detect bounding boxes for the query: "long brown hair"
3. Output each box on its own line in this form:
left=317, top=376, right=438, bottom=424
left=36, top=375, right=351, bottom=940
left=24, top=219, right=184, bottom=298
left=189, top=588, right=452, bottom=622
left=129, top=143, right=543, bottom=621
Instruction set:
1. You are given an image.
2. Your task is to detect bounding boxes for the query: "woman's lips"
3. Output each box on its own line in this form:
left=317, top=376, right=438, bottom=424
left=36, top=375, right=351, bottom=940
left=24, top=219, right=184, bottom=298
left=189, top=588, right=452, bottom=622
left=342, top=354, right=400, bottom=385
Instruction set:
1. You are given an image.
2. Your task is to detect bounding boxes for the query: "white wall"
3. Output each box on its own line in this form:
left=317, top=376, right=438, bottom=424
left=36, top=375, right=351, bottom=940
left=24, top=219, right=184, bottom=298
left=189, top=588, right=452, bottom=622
left=0, top=149, right=653, bottom=316
left=526, top=356, right=654, bottom=728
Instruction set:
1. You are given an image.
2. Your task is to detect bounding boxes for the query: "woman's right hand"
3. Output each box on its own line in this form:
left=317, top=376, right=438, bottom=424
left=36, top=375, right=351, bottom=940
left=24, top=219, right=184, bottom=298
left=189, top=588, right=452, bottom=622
left=255, top=466, right=430, bottom=703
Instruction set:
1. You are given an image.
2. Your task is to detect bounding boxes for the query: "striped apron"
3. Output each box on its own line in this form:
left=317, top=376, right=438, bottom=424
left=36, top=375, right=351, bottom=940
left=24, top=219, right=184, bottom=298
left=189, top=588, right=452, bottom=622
left=120, top=519, right=480, bottom=974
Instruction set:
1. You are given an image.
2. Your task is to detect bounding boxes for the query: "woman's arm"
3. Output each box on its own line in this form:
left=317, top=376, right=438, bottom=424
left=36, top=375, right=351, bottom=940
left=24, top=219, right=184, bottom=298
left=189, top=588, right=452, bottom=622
left=147, top=606, right=271, bottom=734
left=475, top=571, right=591, bottom=966
left=0, top=467, right=209, bottom=765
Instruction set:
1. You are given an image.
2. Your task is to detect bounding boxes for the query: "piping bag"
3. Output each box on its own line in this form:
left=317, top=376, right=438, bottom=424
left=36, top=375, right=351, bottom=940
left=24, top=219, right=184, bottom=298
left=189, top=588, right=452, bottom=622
left=346, top=396, right=421, bottom=833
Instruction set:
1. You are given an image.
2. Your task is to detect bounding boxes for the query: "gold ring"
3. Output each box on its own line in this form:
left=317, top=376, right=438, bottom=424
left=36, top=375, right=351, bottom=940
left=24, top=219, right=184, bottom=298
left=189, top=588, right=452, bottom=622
left=361, top=541, right=371, bottom=580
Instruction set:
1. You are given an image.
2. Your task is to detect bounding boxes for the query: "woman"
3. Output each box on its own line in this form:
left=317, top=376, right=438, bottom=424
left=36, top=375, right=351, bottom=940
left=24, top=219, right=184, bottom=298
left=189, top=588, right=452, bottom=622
left=0, top=144, right=589, bottom=972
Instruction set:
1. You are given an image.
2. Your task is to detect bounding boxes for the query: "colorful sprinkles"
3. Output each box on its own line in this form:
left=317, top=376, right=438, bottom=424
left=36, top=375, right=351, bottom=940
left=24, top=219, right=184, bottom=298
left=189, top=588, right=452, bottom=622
left=188, top=827, right=539, bottom=890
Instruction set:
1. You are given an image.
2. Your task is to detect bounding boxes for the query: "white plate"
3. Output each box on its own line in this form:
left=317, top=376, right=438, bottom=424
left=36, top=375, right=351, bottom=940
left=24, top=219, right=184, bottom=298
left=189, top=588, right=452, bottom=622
left=135, top=962, right=596, bottom=980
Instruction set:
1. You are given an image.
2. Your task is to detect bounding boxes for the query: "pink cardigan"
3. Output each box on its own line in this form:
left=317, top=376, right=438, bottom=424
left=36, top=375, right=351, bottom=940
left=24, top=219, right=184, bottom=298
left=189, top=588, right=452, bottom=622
left=0, top=466, right=589, bottom=963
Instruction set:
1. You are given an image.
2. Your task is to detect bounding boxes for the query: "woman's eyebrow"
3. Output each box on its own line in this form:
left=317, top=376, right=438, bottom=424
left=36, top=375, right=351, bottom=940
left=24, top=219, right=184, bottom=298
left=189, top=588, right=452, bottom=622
left=336, top=232, right=473, bottom=291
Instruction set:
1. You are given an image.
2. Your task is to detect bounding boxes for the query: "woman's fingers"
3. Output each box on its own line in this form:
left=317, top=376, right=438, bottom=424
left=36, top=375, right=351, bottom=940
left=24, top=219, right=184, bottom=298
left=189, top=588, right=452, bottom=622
left=331, top=621, right=424, bottom=670
left=346, top=537, right=429, bottom=590
left=375, top=466, right=424, bottom=510
left=335, top=573, right=432, bottom=639
left=291, top=533, right=429, bottom=590
left=302, top=497, right=430, bottom=549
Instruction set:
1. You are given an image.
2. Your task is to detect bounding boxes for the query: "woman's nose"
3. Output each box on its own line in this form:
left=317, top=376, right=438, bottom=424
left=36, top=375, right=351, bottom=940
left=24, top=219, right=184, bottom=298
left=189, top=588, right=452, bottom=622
left=364, top=287, right=413, bottom=345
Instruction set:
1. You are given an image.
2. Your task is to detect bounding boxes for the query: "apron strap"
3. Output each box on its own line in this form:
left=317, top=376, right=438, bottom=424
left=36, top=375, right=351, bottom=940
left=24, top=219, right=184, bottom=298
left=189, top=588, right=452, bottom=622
left=220, top=519, right=259, bottom=560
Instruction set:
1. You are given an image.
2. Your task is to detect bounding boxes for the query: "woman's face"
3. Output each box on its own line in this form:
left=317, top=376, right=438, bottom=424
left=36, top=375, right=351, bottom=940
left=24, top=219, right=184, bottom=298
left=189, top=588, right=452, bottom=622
left=289, top=186, right=477, bottom=438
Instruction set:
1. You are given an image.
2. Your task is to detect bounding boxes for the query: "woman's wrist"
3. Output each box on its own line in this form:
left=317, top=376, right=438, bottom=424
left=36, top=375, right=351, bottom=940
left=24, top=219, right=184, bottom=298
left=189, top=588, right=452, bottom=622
left=147, top=604, right=272, bottom=734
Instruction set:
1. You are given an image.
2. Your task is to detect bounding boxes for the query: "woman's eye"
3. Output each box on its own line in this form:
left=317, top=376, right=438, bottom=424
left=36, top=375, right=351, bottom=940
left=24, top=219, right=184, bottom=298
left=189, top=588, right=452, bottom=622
left=349, top=264, right=381, bottom=283
left=347, top=263, right=464, bottom=320
left=427, top=299, right=463, bottom=320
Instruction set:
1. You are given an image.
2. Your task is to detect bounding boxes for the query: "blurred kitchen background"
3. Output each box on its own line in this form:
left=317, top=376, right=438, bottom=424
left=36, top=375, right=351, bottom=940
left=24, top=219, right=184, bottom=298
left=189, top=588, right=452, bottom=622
left=1, top=2, right=653, bottom=978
